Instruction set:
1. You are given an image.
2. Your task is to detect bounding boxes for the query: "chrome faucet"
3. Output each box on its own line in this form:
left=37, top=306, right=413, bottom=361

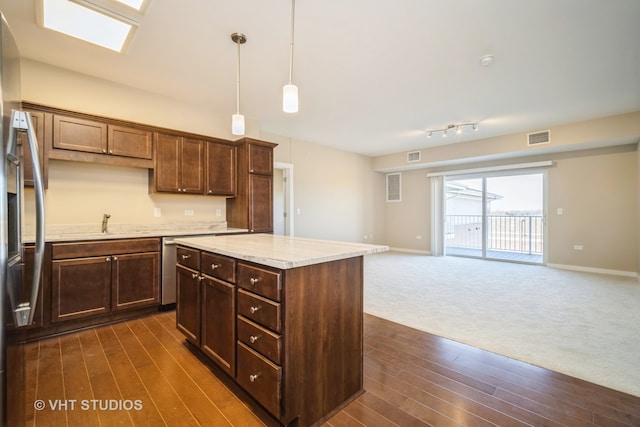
left=101, top=214, right=111, bottom=233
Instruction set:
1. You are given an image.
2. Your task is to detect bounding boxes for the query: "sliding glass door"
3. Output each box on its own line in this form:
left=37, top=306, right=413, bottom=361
left=445, top=172, right=544, bottom=264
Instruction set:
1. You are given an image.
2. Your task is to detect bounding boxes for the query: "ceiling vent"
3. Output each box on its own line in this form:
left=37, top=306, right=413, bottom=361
left=527, top=130, right=551, bottom=146
left=386, top=173, right=401, bottom=202
left=407, top=150, right=421, bottom=162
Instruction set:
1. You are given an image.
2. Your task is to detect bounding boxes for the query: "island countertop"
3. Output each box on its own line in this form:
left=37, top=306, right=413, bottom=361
left=174, top=233, right=388, bottom=269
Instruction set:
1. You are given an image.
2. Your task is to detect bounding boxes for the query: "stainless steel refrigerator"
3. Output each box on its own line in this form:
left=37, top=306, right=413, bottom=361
left=0, top=12, right=45, bottom=427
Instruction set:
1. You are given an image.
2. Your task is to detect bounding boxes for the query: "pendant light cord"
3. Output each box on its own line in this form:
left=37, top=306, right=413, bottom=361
left=288, top=0, right=295, bottom=84
left=236, top=38, right=241, bottom=114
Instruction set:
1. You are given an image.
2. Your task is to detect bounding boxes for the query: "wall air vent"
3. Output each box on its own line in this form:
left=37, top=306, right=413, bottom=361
left=527, top=130, right=551, bottom=146
left=386, top=173, right=401, bottom=202
left=407, top=150, right=421, bottom=162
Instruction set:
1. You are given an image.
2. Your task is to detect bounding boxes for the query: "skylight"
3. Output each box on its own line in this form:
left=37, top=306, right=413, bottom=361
left=42, top=0, right=136, bottom=52
left=114, top=0, right=145, bottom=11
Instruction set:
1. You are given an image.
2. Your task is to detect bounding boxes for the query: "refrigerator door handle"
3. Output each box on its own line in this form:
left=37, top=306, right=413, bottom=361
left=12, top=111, right=45, bottom=327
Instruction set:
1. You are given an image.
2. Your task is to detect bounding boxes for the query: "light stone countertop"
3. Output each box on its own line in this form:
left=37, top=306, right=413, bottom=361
left=174, top=233, right=389, bottom=269
left=23, top=222, right=248, bottom=243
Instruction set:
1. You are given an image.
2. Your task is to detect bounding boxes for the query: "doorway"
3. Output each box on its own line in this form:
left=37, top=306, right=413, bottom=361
left=444, top=172, right=544, bottom=264
left=273, top=162, right=294, bottom=236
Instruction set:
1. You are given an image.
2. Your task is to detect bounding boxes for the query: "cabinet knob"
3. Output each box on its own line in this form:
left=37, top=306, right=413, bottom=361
left=191, top=273, right=198, bottom=279
left=249, top=373, right=260, bottom=383
left=197, top=275, right=204, bottom=281
left=109, top=150, right=113, bottom=154
left=181, top=254, right=191, bottom=260
left=211, top=263, right=220, bottom=270
left=249, top=335, right=260, bottom=343
left=102, top=149, right=107, bottom=153
left=106, top=257, right=111, bottom=262
left=249, top=277, right=260, bottom=285
left=249, top=306, right=260, bottom=314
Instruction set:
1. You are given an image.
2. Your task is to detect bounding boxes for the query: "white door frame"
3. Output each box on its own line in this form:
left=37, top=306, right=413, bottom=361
left=274, top=162, right=294, bottom=236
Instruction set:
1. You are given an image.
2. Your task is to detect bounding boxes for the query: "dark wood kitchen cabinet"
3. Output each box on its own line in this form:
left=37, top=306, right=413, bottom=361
left=176, top=247, right=236, bottom=376
left=51, top=238, right=159, bottom=323
left=52, top=114, right=153, bottom=160
left=206, top=140, right=236, bottom=196
left=154, top=133, right=205, bottom=194
left=226, top=138, right=277, bottom=233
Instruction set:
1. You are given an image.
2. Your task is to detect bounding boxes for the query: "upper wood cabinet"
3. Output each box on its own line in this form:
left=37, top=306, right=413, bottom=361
left=154, top=133, right=205, bottom=194
left=248, top=142, right=273, bottom=175
left=226, top=138, right=277, bottom=233
left=53, top=114, right=152, bottom=160
left=206, top=140, right=236, bottom=196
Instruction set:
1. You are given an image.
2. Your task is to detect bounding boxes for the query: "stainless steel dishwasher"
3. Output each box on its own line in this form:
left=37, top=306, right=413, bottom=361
left=161, top=235, right=212, bottom=310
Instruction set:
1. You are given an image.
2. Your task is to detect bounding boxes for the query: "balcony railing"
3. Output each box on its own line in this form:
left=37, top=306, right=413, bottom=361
left=445, top=214, right=544, bottom=255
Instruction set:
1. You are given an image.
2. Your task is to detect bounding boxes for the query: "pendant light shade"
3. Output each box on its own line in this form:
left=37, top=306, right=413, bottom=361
left=283, top=83, right=298, bottom=113
left=283, top=0, right=298, bottom=113
left=231, top=113, right=245, bottom=136
left=231, top=32, right=246, bottom=135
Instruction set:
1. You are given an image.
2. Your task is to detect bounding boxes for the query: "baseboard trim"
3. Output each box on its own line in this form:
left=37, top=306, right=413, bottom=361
left=388, top=247, right=431, bottom=255
left=547, top=263, right=639, bottom=279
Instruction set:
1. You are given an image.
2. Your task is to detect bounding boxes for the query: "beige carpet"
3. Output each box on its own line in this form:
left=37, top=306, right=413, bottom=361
left=363, top=251, right=640, bottom=397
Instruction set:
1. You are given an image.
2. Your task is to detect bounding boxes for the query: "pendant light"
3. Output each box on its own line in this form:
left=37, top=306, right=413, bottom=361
left=231, top=32, right=246, bottom=135
left=283, top=0, right=298, bottom=113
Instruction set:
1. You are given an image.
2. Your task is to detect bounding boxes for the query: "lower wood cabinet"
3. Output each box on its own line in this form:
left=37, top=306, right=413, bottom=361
left=176, top=245, right=364, bottom=427
left=176, top=247, right=236, bottom=376
left=51, top=238, right=159, bottom=323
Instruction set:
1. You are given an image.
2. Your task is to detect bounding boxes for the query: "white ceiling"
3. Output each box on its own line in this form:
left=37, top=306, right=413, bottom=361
left=1, top=0, right=639, bottom=156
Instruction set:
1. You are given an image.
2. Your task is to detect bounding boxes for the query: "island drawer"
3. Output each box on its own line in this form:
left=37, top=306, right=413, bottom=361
left=176, top=246, right=200, bottom=270
left=237, top=342, right=281, bottom=418
left=238, top=262, right=281, bottom=302
left=237, top=315, right=281, bottom=364
left=201, top=252, right=236, bottom=283
left=238, top=289, right=281, bottom=333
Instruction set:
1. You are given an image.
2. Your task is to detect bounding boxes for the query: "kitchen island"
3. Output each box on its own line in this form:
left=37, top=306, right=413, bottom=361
left=174, top=234, right=387, bottom=427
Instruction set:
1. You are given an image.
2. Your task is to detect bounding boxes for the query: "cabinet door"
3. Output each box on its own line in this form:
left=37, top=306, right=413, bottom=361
left=53, top=115, right=107, bottom=154
left=180, top=138, right=205, bottom=194
left=201, top=276, right=235, bottom=376
left=51, top=257, right=111, bottom=322
left=206, top=141, right=236, bottom=196
left=249, top=174, right=273, bottom=233
left=111, top=252, right=159, bottom=311
left=248, top=143, right=273, bottom=175
left=176, top=264, right=201, bottom=345
left=20, top=110, right=49, bottom=189
left=155, top=133, right=181, bottom=192
left=108, top=125, right=153, bottom=159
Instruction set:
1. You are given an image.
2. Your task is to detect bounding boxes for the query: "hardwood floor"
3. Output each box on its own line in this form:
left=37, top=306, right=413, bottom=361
left=25, top=312, right=640, bottom=427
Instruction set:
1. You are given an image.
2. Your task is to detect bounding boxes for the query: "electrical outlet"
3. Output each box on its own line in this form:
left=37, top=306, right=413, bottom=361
left=574, top=245, right=583, bottom=251
left=184, top=210, right=194, bottom=216
left=153, top=207, right=161, bottom=217
left=416, top=235, right=422, bottom=240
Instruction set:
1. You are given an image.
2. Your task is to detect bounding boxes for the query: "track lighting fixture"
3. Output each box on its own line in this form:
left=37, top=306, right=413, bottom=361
left=426, top=122, right=479, bottom=139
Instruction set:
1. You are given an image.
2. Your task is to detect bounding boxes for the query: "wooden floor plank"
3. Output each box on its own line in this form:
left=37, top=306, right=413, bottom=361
left=28, top=311, right=640, bottom=427
left=108, top=321, right=199, bottom=426
left=142, top=314, right=267, bottom=426
left=93, top=325, right=166, bottom=426
left=58, top=333, right=100, bottom=427
left=24, top=341, right=40, bottom=426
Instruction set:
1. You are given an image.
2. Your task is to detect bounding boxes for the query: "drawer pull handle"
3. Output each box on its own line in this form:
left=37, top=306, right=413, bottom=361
left=249, top=373, right=260, bottom=383
left=249, top=306, right=261, bottom=314
left=181, top=254, right=191, bottom=260
left=211, top=263, right=220, bottom=270
left=249, top=335, right=260, bottom=343
left=250, top=277, right=260, bottom=285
